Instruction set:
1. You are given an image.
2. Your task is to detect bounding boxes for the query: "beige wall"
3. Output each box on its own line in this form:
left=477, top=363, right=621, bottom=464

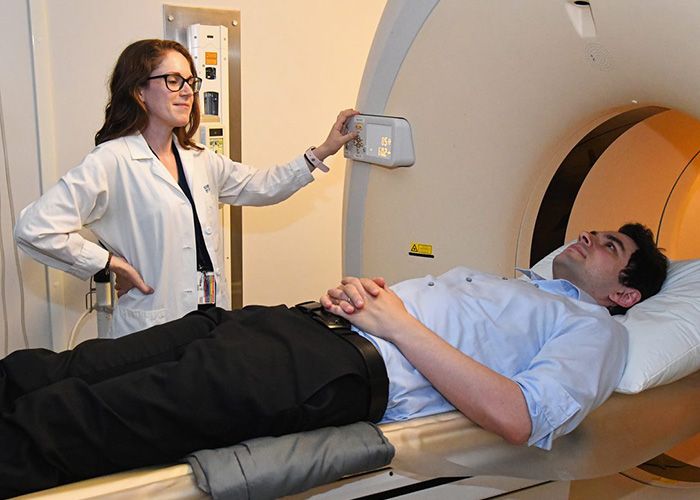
left=237, top=3, right=386, bottom=305
left=0, top=0, right=385, bottom=350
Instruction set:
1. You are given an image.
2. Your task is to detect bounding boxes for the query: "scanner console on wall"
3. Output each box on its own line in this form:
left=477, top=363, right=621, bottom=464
left=344, top=114, right=415, bottom=167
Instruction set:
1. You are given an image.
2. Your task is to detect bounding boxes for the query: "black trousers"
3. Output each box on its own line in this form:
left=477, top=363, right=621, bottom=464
left=0, top=306, right=371, bottom=498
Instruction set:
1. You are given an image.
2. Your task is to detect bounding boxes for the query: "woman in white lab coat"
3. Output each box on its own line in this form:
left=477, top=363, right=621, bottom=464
left=14, top=39, right=358, bottom=337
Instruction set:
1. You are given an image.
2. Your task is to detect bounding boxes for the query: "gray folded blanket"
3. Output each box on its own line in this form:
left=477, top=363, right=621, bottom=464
left=184, top=422, right=395, bottom=500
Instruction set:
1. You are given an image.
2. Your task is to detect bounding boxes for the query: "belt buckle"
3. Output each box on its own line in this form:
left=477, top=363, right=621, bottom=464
left=296, top=301, right=351, bottom=330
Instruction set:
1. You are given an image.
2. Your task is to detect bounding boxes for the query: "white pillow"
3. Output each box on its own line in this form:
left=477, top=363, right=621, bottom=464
left=528, top=243, right=700, bottom=393
left=614, top=259, right=700, bottom=393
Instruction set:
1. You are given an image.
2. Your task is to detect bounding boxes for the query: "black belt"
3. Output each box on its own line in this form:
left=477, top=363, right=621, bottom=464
left=296, top=301, right=389, bottom=423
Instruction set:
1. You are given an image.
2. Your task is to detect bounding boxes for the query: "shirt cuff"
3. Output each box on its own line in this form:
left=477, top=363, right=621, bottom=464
left=514, top=375, right=581, bottom=450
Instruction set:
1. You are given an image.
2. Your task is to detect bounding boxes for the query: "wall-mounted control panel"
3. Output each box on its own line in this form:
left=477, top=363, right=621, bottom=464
left=344, top=114, right=415, bottom=167
left=188, top=23, right=229, bottom=156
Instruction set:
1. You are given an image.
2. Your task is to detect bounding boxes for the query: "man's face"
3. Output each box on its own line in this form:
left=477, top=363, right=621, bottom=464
left=552, top=230, right=640, bottom=308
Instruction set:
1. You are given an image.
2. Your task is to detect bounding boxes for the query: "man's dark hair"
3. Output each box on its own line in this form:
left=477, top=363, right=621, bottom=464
left=612, top=222, right=669, bottom=314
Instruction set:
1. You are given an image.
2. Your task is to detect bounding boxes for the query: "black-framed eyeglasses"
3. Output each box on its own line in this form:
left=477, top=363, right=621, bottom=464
left=146, top=73, right=203, bottom=93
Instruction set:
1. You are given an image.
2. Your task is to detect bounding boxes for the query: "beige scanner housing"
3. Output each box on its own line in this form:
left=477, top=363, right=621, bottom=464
left=14, top=1, right=700, bottom=499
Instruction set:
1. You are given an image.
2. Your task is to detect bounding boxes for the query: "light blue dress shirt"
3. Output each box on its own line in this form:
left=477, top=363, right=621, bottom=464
left=357, top=266, right=628, bottom=450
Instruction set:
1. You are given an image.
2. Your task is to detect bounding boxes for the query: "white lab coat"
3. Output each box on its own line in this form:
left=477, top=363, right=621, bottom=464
left=15, top=133, right=314, bottom=337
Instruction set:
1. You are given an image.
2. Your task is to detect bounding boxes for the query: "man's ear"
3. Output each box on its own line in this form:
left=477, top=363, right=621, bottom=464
left=610, top=287, right=642, bottom=309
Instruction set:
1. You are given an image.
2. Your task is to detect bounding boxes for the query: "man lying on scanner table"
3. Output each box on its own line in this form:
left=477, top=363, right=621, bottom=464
left=0, top=222, right=667, bottom=498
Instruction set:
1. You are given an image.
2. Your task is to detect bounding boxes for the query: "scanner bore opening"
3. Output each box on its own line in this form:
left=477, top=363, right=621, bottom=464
left=530, top=106, right=700, bottom=265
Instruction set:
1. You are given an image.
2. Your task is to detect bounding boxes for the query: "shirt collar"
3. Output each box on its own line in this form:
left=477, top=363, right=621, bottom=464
left=516, top=267, right=544, bottom=281
left=515, top=267, right=598, bottom=306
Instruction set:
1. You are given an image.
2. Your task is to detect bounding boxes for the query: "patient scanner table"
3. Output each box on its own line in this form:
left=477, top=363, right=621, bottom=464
left=13, top=369, right=700, bottom=499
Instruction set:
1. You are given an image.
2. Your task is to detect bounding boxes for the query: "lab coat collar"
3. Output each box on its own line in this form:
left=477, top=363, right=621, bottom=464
left=123, top=133, right=155, bottom=160
left=123, top=133, right=196, bottom=192
left=126, top=133, right=178, bottom=189
left=123, top=133, right=194, bottom=165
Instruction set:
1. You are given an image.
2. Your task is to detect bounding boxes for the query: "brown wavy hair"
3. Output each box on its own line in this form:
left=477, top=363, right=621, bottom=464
left=94, top=39, right=202, bottom=150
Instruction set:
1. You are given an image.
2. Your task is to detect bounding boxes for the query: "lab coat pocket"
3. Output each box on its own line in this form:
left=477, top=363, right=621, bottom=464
left=110, top=300, right=167, bottom=338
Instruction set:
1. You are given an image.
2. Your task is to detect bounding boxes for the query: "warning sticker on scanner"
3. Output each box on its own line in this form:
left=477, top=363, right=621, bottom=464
left=409, top=243, right=434, bottom=258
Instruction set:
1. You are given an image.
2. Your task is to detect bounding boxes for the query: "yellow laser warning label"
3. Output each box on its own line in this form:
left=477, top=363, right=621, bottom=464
left=409, top=243, right=434, bottom=258
left=205, top=52, right=218, bottom=65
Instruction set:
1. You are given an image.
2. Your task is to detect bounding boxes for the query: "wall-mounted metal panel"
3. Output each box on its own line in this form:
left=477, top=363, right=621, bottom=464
left=164, top=5, right=242, bottom=308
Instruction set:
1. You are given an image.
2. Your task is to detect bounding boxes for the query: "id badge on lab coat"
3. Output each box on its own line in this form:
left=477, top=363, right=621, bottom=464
left=198, top=271, right=216, bottom=305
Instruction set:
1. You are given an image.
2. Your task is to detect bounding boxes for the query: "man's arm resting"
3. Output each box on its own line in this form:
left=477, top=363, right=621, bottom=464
left=322, top=277, right=532, bottom=445
left=385, top=314, right=532, bottom=445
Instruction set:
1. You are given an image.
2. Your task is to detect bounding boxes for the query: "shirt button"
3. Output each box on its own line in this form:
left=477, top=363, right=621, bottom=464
left=205, top=227, right=213, bottom=235
left=533, top=283, right=540, bottom=288
left=428, top=281, right=434, bottom=286
left=216, top=269, right=221, bottom=276
left=465, top=277, right=472, bottom=282
left=501, top=277, right=508, bottom=280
